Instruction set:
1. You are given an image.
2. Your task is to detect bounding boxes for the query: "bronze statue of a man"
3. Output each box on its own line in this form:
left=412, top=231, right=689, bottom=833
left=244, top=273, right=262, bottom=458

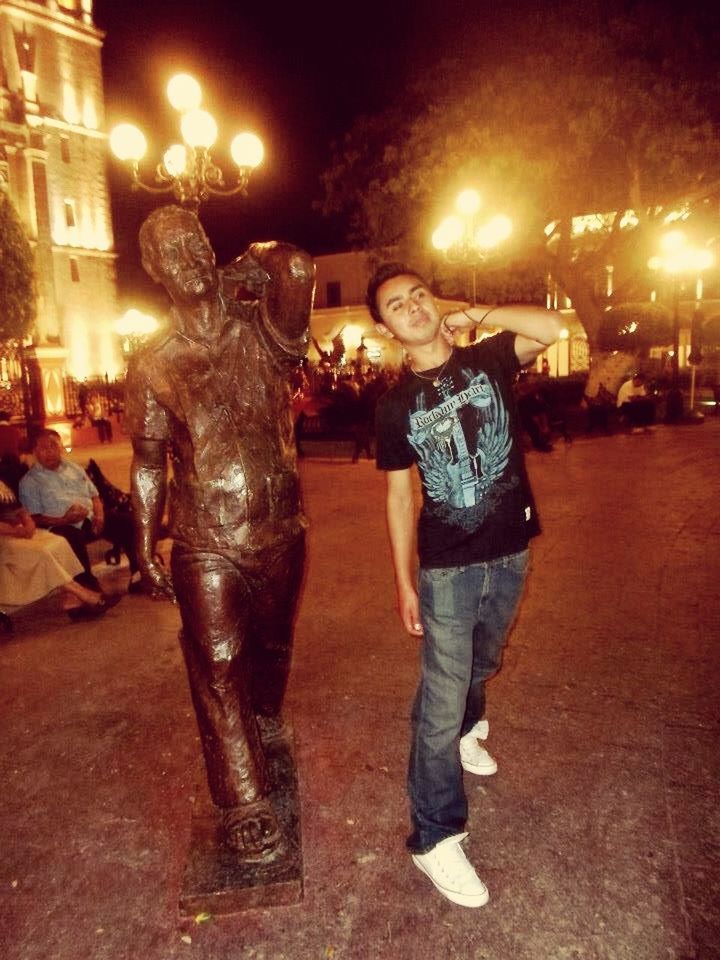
left=125, top=205, right=314, bottom=863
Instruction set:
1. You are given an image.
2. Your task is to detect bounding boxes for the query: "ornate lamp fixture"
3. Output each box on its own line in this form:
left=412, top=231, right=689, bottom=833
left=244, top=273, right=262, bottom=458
left=109, top=73, right=264, bottom=211
left=432, top=189, right=512, bottom=303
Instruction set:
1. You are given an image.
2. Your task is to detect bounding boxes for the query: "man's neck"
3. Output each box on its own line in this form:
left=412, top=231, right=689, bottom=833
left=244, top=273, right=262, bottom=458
left=405, top=339, right=453, bottom=373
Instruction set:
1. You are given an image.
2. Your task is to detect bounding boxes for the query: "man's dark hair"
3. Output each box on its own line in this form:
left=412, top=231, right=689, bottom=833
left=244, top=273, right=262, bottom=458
left=365, top=262, right=429, bottom=325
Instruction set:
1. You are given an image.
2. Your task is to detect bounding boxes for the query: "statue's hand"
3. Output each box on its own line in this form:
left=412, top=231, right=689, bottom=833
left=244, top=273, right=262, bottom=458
left=141, top=561, right=175, bottom=602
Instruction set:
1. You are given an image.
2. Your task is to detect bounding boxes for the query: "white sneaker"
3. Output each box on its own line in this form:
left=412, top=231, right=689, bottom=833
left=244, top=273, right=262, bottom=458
left=460, top=719, right=498, bottom=776
left=412, top=833, right=489, bottom=908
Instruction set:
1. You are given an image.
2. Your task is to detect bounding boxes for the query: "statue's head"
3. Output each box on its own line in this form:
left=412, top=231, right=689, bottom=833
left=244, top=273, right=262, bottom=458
left=139, top=205, right=218, bottom=306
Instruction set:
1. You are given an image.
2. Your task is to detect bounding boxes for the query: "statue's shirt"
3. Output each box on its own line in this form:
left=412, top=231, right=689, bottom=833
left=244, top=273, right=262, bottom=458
left=125, top=299, right=306, bottom=554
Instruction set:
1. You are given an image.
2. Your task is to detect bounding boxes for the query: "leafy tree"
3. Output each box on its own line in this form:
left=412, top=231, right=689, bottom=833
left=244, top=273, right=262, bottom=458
left=320, top=8, right=720, bottom=391
left=0, top=191, right=36, bottom=342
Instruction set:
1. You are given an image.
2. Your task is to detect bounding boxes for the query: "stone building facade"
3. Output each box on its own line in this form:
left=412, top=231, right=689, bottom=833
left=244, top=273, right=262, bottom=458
left=0, top=0, right=118, bottom=422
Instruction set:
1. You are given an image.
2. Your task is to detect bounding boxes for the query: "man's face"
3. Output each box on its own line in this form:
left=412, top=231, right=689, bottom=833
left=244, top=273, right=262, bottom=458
left=145, top=215, right=218, bottom=306
left=35, top=435, right=64, bottom=470
left=374, top=274, right=441, bottom=346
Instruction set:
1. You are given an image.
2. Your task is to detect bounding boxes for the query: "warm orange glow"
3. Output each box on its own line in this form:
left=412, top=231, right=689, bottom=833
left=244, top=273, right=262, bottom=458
left=432, top=216, right=463, bottom=251
left=230, top=132, right=264, bottom=169
left=167, top=74, right=202, bottom=113
left=109, top=123, right=147, bottom=162
left=163, top=144, right=188, bottom=177
left=455, top=189, right=481, bottom=216
left=181, top=109, right=217, bottom=149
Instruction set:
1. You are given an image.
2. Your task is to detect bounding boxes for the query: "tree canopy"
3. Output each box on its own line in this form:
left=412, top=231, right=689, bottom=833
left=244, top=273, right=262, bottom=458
left=320, top=6, right=720, bottom=372
left=0, top=192, right=36, bottom=342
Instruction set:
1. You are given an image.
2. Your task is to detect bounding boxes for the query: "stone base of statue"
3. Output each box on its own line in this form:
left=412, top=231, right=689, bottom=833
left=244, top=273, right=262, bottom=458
left=179, top=729, right=303, bottom=916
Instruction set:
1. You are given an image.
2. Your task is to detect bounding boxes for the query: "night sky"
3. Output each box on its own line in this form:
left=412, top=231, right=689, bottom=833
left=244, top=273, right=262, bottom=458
left=95, top=0, right=564, bottom=304
left=95, top=0, right=445, bottom=298
left=94, top=0, right=713, bottom=306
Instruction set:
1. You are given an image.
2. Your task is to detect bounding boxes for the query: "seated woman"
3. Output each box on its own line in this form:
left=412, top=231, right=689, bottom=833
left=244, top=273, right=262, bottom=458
left=0, top=479, right=120, bottom=622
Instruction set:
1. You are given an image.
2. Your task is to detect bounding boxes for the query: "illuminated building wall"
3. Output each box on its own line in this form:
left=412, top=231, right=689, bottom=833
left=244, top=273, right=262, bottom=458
left=0, top=0, right=120, bottom=418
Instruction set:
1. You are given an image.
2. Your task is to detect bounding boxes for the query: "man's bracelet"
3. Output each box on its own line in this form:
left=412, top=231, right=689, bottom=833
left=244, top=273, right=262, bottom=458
left=475, top=306, right=498, bottom=326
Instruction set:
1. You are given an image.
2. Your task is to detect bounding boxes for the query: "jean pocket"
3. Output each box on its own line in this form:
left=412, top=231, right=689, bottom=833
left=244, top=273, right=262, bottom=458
left=419, top=566, right=463, bottom=618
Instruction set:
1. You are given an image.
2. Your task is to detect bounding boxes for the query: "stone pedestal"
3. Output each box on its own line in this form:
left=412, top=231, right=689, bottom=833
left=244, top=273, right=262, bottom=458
left=179, top=731, right=303, bottom=917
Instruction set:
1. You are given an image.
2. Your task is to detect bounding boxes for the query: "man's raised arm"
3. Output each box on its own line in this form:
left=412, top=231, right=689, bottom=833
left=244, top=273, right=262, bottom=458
left=444, top=304, right=562, bottom=366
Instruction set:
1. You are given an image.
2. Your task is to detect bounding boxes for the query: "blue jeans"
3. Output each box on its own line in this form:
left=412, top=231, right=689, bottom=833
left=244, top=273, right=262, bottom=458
left=407, top=549, right=529, bottom=853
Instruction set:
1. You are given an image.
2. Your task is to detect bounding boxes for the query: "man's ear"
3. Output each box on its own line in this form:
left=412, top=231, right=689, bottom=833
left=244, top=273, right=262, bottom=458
left=375, top=322, right=394, bottom=340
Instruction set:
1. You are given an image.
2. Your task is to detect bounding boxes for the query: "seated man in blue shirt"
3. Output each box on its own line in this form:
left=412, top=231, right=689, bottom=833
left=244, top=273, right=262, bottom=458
left=19, top=429, right=137, bottom=594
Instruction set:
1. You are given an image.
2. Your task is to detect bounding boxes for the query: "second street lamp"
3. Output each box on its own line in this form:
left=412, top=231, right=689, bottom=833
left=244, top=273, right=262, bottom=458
left=109, top=73, right=264, bottom=213
left=648, top=229, right=714, bottom=420
left=432, top=189, right=512, bottom=304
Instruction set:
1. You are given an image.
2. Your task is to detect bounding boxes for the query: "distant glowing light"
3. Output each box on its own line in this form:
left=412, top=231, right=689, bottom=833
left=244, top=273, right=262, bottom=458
left=110, top=123, right=147, bottom=162
left=114, top=309, right=159, bottom=338
left=660, top=230, right=686, bottom=254
left=181, top=109, right=217, bottom=149
left=432, top=216, right=463, bottom=251
left=475, top=214, right=512, bottom=250
left=455, top=189, right=481, bottom=216
left=163, top=144, right=188, bottom=177
left=167, top=74, right=202, bottom=113
left=559, top=328, right=569, bottom=340
left=618, top=210, right=639, bottom=230
left=230, top=132, right=264, bottom=169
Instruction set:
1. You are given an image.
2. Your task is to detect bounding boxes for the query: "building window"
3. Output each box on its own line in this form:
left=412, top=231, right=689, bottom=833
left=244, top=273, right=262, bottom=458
left=60, top=137, right=70, bottom=163
left=326, top=281, right=342, bottom=307
left=20, top=70, right=37, bottom=103
left=69, top=257, right=80, bottom=282
left=64, top=200, right=76, bottom=228
left=14, top=31, right=35, bottom=72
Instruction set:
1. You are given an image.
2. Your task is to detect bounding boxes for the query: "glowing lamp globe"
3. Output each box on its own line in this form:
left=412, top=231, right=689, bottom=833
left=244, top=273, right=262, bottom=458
left=167, top=73, right=202, bottom=113
left=109, top=123, right=147, bottom=163
left=181, top=109, right=217, bottom=149
left=230, top=132, right=264, bottom=170
left=432, top=216, right=463, bottom=251
left=456, top=189, right=481, bottom=217
left=163, top=143, right=188, bottom=177
left=475, top=214, right=512, bottom=250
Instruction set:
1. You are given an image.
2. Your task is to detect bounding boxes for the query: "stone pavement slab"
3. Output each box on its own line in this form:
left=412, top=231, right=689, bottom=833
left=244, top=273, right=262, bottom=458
left=1, top=423, right=718, bottom=960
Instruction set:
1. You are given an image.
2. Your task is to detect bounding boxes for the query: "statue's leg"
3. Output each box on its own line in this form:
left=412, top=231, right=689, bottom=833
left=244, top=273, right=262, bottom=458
left=171, top=545, right=283, bottom=862
left=246, top=533, right=306, bottom=725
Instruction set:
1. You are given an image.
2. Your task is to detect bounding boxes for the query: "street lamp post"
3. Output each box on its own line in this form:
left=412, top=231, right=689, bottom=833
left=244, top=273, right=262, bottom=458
left=431, top=189, right=512, bottom=305
left=648, top=230, right=714, bottom=422
left=109, top=73, right=264, bottom=213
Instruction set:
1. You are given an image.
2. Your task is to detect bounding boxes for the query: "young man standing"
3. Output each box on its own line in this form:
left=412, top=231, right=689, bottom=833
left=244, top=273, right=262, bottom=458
left=368, top=263, right=561, bottom=908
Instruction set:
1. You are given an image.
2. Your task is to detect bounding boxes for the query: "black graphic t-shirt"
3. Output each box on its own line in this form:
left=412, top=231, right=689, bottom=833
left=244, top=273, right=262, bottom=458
left=376, top=331, right=540, bottom=567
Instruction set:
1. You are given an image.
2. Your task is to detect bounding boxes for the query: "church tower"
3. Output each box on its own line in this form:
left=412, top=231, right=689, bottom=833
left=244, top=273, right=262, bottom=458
left=0, top=0, right=119, bottom=420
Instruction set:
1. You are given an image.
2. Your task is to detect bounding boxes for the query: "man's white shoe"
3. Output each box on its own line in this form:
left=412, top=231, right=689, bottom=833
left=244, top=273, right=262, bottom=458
left=412, top=833, right=489, bottom=908
left=459, top=719, right=498, bottom=776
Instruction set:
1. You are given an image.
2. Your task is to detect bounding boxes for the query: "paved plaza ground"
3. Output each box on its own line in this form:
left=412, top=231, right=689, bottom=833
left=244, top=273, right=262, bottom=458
left=1, top=422, right=719, bottom=960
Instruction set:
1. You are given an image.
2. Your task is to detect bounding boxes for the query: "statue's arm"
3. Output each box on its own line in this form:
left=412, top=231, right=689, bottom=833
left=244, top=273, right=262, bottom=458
left=223, top=242, right=315, bottom=357
left=131, top=436, right=174, bottom=600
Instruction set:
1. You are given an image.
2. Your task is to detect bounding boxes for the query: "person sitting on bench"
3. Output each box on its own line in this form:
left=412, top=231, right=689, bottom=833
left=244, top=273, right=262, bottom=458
left=19, top=430, right=139, bottom=594
left=0, top=479, right=119, bottom=623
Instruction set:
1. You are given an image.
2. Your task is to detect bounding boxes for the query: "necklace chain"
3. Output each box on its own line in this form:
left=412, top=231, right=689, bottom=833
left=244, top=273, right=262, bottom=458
left=410, top=349, right=454, bottom=386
